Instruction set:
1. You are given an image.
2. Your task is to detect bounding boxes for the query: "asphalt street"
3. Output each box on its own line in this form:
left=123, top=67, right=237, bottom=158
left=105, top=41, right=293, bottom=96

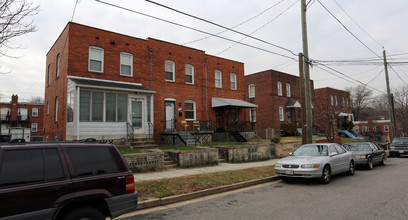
left=121, top=157, right=408, bottom=220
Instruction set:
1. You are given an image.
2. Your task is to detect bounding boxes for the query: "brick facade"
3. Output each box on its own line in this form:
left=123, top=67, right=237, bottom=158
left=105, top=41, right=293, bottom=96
left=44, top=22, right=250, bottom=143
left=353, top=118, right=394, bottom=138
left=0, top=95, right=44, bottom=141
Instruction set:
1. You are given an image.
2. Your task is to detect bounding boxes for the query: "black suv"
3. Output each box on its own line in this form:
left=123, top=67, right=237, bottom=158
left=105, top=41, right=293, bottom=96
left=0, top=142, right=138, bottom=219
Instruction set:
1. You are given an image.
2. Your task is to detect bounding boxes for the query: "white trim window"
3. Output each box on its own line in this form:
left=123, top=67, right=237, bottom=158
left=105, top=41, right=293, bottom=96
left=286, top=83, right=291, bottom=97
left=335, top=96, right=338, bottom=106
left=31, top=123, right=38, bottom=132
left=56, top=53, right=60, bottom=78
left=331, top=95, right=334, bottom=106
left=362, top=126, right=368, bottom=132
left=165, top=60, right=175, bottom=82
left=279, top=107, right=284, bottom=121
left=185, top=64, right=194, bottom=84
left=342, top=97, right=345, bottom=107
left=215, top=70, right=222, bottom=88
left=354, top=126, right=359, bottom=133
left=248, top=84, right=255, bottom=98
left=250, top=108, right=256, bottom=122
left=277, top=81, right=282, bottom=96
left=120, top=52, right=133, bottom=76
left=47, top=64, right=51, bottom=86
left=55, top=97, right=58, bottom=122
left=230, top=73, right=237, bottom=90
left=32, top=108, right=38, bottom=117
left=346, top=98, right=349, bottom=108
left=384, top=125, right=389, bottom=132
left=184, top=101, right=196, bottom=120
left=89, top=46, right=104, bottom=72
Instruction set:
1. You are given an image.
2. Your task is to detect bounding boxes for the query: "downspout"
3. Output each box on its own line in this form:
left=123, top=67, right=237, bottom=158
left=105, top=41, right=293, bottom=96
left=205, top=59, right=209, bottom=121
left=148, top=47, right=153, bottom=89
left=76, top=86, right=80, bottom=140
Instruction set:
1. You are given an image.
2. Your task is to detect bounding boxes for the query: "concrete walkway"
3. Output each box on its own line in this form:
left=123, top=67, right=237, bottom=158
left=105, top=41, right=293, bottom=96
left=133, top=159, right=279, bottom=181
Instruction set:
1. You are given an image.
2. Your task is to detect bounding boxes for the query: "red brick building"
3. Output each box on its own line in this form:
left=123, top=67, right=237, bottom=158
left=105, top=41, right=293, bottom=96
left=353, top=118, right=397, bottom=139
left=245, top=70, right=313, bottom=139
left=44, top=22, right=256, bottom=143
left=0, top=95, right=44, bottom=141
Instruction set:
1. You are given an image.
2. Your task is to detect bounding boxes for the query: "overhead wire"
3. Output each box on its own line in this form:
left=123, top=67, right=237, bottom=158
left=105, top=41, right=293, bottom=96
left=95, top=0, right=297, bottom=61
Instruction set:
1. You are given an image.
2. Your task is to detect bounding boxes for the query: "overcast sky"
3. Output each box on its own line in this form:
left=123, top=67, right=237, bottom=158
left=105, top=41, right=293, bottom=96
left=1, top=0, right=407, bottom=102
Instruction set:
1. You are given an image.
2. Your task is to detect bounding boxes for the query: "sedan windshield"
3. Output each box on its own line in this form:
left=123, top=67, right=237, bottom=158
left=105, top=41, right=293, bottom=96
left=344, top=144, right=371, bottom=151
left=392, top=138, right=408, bottom=145
left=293, top=145, right=328, bottom=156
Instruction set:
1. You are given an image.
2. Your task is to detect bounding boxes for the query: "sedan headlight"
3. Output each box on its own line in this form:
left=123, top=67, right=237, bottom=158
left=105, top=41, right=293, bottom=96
left=354, top=155, right=366, bottom=159
left=275, top=163, right=282, bottom=168
left=301, top=164, right=320, bottom=168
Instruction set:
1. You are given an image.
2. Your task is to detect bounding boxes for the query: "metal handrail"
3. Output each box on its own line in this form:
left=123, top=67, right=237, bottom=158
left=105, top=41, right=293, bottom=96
left=126, top=122, right=134, bottom=143
left=148, top=122, right=155, bottom=139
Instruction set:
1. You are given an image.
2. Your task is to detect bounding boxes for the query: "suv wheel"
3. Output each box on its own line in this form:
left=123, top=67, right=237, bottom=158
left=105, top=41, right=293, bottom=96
left=62, top=207, right=105, bottom=220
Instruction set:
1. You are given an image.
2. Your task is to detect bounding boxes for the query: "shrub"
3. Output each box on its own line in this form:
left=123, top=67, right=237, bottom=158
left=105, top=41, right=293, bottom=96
left=271, top=137, right=281, bottom=143
left=280, top=123, right=297, bottom=136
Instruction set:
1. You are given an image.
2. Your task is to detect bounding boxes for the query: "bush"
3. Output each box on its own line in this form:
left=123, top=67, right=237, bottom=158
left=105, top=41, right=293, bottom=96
left=271, top=137, right=281, bottom=143
left=280, top=123, right=298, bottom=136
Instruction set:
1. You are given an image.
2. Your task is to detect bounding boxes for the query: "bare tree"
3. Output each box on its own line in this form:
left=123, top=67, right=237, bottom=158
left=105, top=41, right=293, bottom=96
left=313, top=96, right=343, bottom=143
left=370, top=94, right=388, bottom=119
left=393, top=85, right=408, bottom=136
left=28, top=96, right=43, bottom=104
left=0, top=0, right=39, bottom=59
left=346, top=85, right=373, bottom=121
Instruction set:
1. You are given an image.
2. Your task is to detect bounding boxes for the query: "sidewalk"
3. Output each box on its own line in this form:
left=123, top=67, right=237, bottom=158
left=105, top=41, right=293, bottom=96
left=133, top=158, right=279, bottom=181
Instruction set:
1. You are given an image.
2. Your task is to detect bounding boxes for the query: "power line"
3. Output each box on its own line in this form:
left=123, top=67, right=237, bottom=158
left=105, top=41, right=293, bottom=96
left=145, top=0, right=297, bottom=56
left=316, top=0, right=382, bottom=59
left=184, top=0, right=288, bottom=46
left=388, top=64, right=408, bottom=86
left=314, top=65, right=382, bottom=81
left=95, top=0, right=297, bottom=61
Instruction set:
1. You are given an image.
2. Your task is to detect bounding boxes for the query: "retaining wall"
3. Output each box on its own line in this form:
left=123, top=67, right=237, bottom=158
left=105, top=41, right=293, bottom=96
left=123, top=150, right=164, bottom=172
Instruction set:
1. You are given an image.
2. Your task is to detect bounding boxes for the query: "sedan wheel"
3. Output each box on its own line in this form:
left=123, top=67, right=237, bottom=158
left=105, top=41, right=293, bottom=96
left=347, top=161, right=355, bottom=176
left=367, top=158, right=373, bottom=170
left=320, top=166, right=331, bottom=184
left=380, top=155, right=386, bottom=166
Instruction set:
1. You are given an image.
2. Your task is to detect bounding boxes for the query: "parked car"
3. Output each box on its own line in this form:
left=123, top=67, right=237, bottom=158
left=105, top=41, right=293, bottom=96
left=274, top=143, right=355, bottom=184
left=0, top=142, right=138, bottom=220
left=343, top=142, right=386, bottom=169
left=389, top=137, right=408, bottom=157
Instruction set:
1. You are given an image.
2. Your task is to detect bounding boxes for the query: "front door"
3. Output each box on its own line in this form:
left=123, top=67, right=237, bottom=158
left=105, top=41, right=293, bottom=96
left=165, top=101, right=175, bottom=130
left=130, top=97, right=144, bottom=133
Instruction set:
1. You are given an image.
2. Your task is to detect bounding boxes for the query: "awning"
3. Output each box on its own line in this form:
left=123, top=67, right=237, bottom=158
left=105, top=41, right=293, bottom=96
left=212, top=97, right=258, bottom=108
left=339, top=112, right=350, bottom=117
left=68, top=76, right=156, bottom=94
left=286, top=100, right=301, bottom=108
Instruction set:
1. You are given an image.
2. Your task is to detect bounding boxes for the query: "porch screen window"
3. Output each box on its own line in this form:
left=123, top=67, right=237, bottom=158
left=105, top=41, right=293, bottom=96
left=185, top=64, right=194, bottom=84
left=279, top=107, right=284, bottom=121
left=120, top=53, right=133, bottom=76
left=165, top=60, right=175, bottom=81
left=67, top=91, right=74, bottom=122
left=106, top=93, right=116, bottom=122
left=215, top=70, right=222, bottom=88
left=89, top=47, right=104, bottom=72
left=106, top=93, right=128, bottom=122
left=184, top=101, right=196, bottom=120
left=117, top=94, right=128, bottom=122
left=230, top=73, right=237, bottom=90
left=146, top=96, right=151, bottom=123
left=92, top=92, right=103, bottom=122
left=80, top=91, right=91, bottom=122
left=277, top=82, right=282, bottom=96
left=250, top=108, right=256, bottom=122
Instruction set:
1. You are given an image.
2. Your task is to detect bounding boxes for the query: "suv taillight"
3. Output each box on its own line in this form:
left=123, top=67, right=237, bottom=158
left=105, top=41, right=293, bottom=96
left=125, top=175, right=135, bottom=194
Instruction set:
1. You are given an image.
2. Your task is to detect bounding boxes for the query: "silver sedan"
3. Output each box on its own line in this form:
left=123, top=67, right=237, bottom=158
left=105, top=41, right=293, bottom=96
left=274, top=143, right=355, bottom=184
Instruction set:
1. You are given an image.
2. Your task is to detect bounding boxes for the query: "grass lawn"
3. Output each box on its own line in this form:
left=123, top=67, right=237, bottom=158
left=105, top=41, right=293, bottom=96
left=201, top=142, right=248, bottom=147
left=135, top=165, right=275, bottom=199
left=118, top=148, right=142, bottom=154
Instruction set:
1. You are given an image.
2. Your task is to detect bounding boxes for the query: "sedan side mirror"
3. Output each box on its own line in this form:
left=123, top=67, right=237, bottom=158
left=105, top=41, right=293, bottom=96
left=330, top=152, right=338, bottom=157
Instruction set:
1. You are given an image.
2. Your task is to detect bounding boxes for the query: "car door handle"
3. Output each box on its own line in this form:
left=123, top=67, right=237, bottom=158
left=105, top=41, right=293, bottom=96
left=50, top=184, right=68, bottom=191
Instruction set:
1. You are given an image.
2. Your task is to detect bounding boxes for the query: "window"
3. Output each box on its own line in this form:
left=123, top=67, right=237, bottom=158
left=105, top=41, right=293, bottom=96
left=277, top=82, right=282, bottom=96
left=279, top=107, right=284, bottom=121
left=185, top=64, right=194, bottom=84
left=362, top=126, right=368, bottom=132
left=66, top=147, right=120, bottom=177
left=346, top=98, right=349, bottom=108
left=230, top=73, right=237, bottom=90
left=56, top=54, right=60, bottom=78
left=32, top=108, right=38, bottom=117
left=331, top=95, right=334, bottom=106
left=120, top=52, right=133, bottom=76
left=342, top=97, right=345, bottom=107
left=89, top=47, right=104, bottom=72
left=18, top=108, right=28, bottom=120
left=92, top=92, right=103, bottom=122
left=67, top=91, right=74, bottom=122
left=147, top=96, right=152, bottom=123
left=334, top=145, right=346, bottom=154
left=248, top=84, right=255, bottom=98
left=55, top=97, right=58, bottom=122
left=165, top=60, right=175, bottom=82
left=384, top=125, right=389, bottom=132
left=215, top=70, right=222, bottom=88
left=335, top=96, right=338, bottom=106
left=31, top=123, right=38, bottom=132
left=354, top=126, right=359, bottom=132
left=184, top=101, right=196, bottom=120
left=250, top=108, right=256, bottom=122
left=47, top=64, right=51, bottom=86
left=105, top=93, right=128, bottom=122
left=0, top=108, right=10, bottom=120
left=286, top=83, right=291, bottom=97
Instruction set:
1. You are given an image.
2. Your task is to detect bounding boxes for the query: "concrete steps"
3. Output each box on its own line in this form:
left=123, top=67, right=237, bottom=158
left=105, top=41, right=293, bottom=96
left=130, top=136, right=157, bottom=149
left=163, top=153, right=178, bottom=169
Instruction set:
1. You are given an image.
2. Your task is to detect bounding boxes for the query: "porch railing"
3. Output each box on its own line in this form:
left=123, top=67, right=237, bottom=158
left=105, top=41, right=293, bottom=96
left=126, top=122, right=134, bottom=143
left=226, top=121, right=255, bottom=132
left=148, top=122, right=155, bottom=139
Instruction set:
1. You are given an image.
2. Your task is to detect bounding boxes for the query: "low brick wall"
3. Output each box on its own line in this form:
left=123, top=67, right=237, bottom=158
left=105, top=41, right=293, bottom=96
left=165, top=148, right=218, bottom=168
left=275, top=141, right=302, bottom=158
left=216, top=143, right=274, bottom=163
left=123, top=151, right=164, bottom=173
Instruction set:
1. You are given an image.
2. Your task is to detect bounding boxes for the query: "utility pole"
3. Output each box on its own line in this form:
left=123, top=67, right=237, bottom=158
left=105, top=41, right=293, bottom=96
left=301, top=0, right=313, bottom=143
left=383, top=50, right=396, bottom=140
left=299, top=53, right=306, bottom=145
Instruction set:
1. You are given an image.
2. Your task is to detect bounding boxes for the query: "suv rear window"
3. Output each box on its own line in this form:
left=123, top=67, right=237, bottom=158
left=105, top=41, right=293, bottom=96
left=0, top=149, right=64, bottom=187
left=67, top=147, right=120, bottom=177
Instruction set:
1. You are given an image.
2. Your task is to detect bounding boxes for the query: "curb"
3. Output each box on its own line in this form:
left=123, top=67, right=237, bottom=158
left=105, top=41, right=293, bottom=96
left=134, top=175, right=281, bottom=211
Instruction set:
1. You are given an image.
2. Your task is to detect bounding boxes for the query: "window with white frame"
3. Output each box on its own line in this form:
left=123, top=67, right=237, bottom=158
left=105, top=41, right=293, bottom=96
left=105, top=93, right=128, bottom=122
left=18, top=108, right=28, bottom=120
left=331, top=95, right=334, bottom=106
left=89, top=47, right=104, bottom=72
left=80, top=91, right=128, bottom=122
left=31, top=123, right=38, bottom=132
left=277, top=82, right=282, bottom=96
left=230, top=73, right=237, bottom=90
left=184, top=101, right=196, bottom=120
left=286, top=83, right=291, bottom=97
left=0, top=108, right=10, bottom=120
left=250, top=108, right=256, bottom=122
left=165, top=60, right=175, bottom=82
left=342, top=97, right=345, bottom=107
left=32, top=108, right=38, bottom=117
left=185, top=64, right=194, bottom=84
left=354, top=126, right=359, bottom=133
left=56, top=54, right=60, bottom=78
left=346, top=98, right=349, bottom=108
left=55, top=97, right=58, bottom=122
left=120, top=52, right=133, bottom=76
left=215, top=70, right=222, bottom=88
left=279, top=107, right=284, bottom=121
left=335, top=96, right=338, bottom=106
left=67, top=91, right=74, bottom=122
left=248, top=84, right=255, bottom=98
left=384, top=125, right=389, bottom=132
left=47, top=64, right=51, bottom=86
